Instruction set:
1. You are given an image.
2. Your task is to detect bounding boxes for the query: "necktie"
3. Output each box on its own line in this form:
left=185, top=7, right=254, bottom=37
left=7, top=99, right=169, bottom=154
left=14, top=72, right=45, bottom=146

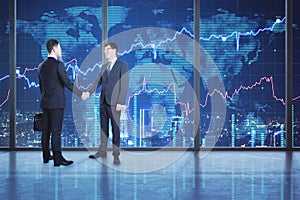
left=106, top=62, right=112, bottom=75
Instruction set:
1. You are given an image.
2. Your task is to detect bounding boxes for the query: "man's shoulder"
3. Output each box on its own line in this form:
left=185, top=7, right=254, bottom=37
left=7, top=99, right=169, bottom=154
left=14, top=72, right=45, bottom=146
left=38, top=58, right=63, bottom=73
left=116, top=59, right=127, bottom=66
left=38, top=60, right=45, bottom=70
left=46, top=57, right=64, bottom=65
left=57, top=60, right=65, bottom=67
left=37, top=59, right=49, bottom=72
left=40, top=57, right=61, bottom=65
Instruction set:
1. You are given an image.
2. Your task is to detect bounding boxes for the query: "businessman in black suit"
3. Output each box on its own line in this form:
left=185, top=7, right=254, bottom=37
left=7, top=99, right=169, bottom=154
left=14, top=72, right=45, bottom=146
left=87, top=42, right=129, bottom=165
left=38, top=39, right=89, bottom=166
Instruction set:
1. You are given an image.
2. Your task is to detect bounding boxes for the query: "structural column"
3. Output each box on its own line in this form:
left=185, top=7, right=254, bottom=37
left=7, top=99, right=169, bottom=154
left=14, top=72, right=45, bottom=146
left=285, top=0, right=293, bottom=150
left=9, top=0, right=16, bottom=150
left=194, top=0, right=200, bottom=150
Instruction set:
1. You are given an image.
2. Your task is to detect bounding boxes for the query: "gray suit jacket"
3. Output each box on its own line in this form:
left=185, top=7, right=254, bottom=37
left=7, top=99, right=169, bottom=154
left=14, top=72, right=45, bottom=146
left=89, top=59, right=129, bottom=105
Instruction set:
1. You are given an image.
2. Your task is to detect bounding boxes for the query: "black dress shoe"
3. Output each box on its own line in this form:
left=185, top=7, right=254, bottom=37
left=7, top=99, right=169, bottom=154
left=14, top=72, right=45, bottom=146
left=89, top=152, right=107, bottom=159
left=43, top=153, right=53, bottom=163
left=43, top=156, right=53, bottom=163
left=113, top=156, right=120, bottom=165
left=54, top=160, right=73, bottom=167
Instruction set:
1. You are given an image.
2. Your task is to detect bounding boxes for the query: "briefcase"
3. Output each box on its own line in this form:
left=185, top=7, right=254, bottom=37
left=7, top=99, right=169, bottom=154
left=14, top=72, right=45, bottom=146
left=33, top=113, right=43, bottom=131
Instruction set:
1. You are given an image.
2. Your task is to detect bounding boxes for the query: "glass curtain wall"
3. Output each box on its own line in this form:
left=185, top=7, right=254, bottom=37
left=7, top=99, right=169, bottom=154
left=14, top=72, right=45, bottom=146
left=2, top=0, right=299, bottom=149
left=15, top=0, right=103, bottom=147
left=198, top=0, right=287, bottom=148
left=75, top=0, right=195, bottom=148
left=107, top=0, right=195, bottom=148
left=0, top=1, right=10, bottom=147
left=293, top=1, right=300, bottom=147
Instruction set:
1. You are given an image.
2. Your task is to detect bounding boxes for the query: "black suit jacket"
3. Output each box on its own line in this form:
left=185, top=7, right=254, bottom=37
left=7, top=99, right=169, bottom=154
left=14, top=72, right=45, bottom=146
left=38, top=57, right=82, bottom=109
left=89, top=59, right=129, bottom=106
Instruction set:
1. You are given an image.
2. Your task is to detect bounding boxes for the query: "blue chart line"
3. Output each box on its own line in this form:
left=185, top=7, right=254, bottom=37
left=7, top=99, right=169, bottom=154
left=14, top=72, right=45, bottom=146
left=0, top=17, right=288, bottom=108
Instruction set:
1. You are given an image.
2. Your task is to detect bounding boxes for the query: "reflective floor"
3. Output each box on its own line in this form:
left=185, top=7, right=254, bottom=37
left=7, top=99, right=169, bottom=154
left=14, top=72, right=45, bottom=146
left=0, top=151, right=299, bottom=200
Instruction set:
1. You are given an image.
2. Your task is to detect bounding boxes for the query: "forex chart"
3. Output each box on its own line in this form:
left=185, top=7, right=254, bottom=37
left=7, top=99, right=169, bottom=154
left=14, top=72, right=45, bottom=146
left=1, top=0, right=300, bottom=148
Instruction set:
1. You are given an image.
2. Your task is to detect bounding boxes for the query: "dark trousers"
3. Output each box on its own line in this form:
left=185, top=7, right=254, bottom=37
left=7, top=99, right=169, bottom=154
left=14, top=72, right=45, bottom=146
left=99, top=100, right=121, bottom=156
left=41, top=109, right=64, bottom=152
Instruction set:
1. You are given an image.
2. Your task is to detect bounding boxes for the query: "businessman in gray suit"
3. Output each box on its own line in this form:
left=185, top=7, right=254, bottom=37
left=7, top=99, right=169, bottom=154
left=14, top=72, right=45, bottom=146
left=38, top=39, right=88, bottom=166
left=87, top=42, right=129, bottom=165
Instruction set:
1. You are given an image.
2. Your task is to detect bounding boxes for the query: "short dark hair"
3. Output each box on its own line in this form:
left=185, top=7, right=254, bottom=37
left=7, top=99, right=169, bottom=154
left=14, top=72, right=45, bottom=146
left=105, top=42, right=118, bottom=54
left=46, top=39, right=60, bottom=53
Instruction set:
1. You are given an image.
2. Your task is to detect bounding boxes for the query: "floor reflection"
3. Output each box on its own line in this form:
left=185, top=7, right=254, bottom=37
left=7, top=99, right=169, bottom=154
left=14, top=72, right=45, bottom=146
left=0, top=151, right=299, bottom=199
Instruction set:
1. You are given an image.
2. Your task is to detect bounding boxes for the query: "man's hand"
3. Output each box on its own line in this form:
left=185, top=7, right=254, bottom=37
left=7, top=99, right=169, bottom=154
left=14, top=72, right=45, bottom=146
left=81, top=92, right=90, bottom=101
left=116, top=104, right=123, bottom=112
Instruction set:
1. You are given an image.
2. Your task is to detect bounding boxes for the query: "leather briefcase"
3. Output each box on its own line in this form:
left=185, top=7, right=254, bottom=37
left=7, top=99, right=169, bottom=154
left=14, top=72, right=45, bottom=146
left=33, top=113, right=43, bottom=131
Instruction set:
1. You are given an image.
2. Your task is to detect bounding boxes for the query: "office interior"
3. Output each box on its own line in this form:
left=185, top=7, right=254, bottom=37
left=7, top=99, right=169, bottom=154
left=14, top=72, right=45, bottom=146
left=1, top=0, right=300, bottom=199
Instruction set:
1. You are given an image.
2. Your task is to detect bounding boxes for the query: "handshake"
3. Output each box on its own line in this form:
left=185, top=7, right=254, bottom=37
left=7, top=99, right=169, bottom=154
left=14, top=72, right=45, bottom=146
left=81, top=92, right=90, bottom=101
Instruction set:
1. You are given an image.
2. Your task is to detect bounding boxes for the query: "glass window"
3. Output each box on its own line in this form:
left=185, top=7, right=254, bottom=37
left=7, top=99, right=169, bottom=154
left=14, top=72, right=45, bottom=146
left=0, top=0, right=10, bottom=147
left=88, top=0, right=195, bottom=148
left=16, top=0, right=102, bottom=147
left=293, top=1, right=300, bottom=147
left=8, top=0, right=298, bottom=149
left=199, top=0, right=286, bottom=148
